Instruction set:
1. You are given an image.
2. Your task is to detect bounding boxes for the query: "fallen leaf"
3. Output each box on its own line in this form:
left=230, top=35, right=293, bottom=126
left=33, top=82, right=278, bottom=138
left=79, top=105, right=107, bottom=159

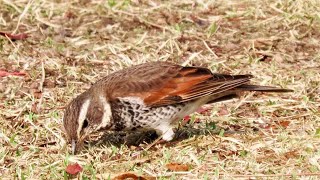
left=0, top=71, right=26, bottom=77
left=0, top=32, right=28, bottom=40
left=66, top=163, right=82, bottom=175
left=276, top=121, right=290, bottom=128
left=30, top=82, right=39, bottom=89
left=197, top=107, right=211, bottom=115
left=229, top=124, right=241, bottom=131
left=31, top=102, right=40, bottom=114
left=33, top=91, right=42, bottom=99
left=190, top=14, right=209, bottom=26
left=64, top=10, right=77, bottom=19
left=165, top=163, right=189, bottom=171
left=43, top=79, right=56, bottom=88
left=182, top=115, right=200, bottom=124
left=284, top=150, right=298, bottom=159
left=183, top=115, right=191, bottom=122
left=217, top=106, right=229, bottom=116
left=113, top=172, right=154, bottom=180
left=261, top=121, right=290, bottom=130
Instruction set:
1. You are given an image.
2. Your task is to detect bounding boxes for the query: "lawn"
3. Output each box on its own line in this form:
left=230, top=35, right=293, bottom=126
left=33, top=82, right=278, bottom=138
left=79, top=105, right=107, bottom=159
left=0, top=0, right=319, bottom=179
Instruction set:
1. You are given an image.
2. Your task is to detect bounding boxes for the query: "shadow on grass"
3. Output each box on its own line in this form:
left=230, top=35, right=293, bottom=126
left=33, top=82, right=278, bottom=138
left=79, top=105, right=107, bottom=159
left=89, top=126, right=223, bottom=147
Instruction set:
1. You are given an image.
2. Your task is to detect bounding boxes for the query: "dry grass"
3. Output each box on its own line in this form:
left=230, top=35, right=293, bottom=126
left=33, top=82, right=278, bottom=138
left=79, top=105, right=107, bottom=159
left=0, top=0, right=320, bottom=179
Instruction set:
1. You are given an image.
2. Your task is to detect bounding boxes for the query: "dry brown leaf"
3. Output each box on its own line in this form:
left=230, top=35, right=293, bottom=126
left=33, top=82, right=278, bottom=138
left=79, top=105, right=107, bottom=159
left=0, top=70, right=26, bottom=77
left=64, top=10, right=77, bottom=19
left=33, top=91, right=42, bottom=99
left=0, top=32, right=28, bottom=40
left=31, top=102, right=40, bottom=114
left=196, top=107, right=211, bottom=115
left=165, top=163, right=189, bottom=171
left=43, top=79, right=56, bottom=88
left=190, top=14, right=209, bottom=26
left=183, top=115, right=200, bottom=124
left=113, top=172, right=155, bottom=180
left=276, top=121, right=290, bottom=128
left=218, top=106, right=229, bottom=116
left=262, top=120, right=290, bottom=130
left=284, top=150, right=299, bottom=159
left=66, top=163, right=82, bottom=175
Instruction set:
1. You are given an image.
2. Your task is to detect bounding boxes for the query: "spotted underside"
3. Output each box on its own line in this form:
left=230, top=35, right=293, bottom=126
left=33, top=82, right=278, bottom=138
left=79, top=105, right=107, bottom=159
left=109, top=97, right=184, bottom=132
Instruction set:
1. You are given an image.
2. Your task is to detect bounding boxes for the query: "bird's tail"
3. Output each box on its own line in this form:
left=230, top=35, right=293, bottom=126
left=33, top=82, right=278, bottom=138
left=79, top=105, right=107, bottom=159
left=206, top=84, right=292, bottom=104
left=236, top=84, right=293, bottom=93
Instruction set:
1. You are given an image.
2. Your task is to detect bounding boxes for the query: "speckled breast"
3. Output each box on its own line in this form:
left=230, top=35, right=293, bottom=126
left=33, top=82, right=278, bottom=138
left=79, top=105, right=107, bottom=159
left=110, top=97, right=184, bottom=131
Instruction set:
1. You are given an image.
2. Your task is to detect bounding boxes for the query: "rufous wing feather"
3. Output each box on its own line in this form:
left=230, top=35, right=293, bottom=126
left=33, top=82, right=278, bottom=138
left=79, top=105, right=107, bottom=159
left=103, top=62, right=292, bottom=107
left=143, top=67, right=253, bottom=107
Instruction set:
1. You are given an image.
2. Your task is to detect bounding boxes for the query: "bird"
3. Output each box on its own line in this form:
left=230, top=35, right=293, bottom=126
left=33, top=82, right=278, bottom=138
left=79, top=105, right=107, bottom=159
left=63, top=61, right=292, bottom=154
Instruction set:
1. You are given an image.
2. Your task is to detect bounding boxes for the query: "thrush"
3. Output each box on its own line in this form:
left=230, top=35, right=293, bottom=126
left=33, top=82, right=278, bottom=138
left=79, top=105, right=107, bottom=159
left=63, top=61, right=292, bottom=154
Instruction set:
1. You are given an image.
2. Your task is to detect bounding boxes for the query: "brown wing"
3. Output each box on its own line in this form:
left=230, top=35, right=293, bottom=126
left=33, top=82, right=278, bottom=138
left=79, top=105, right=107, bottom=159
left=99, top=61, right=252, bottom=107
left=98, top=61, right=183, bottom=98
left=142, top=69, right=252, bottom=106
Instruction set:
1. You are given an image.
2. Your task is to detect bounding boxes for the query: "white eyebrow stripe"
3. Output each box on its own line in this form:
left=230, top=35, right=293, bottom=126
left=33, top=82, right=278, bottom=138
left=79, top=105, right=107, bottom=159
left=77, top=99, right=91, bottom=138
left=97, top=96, right=112, bottom=129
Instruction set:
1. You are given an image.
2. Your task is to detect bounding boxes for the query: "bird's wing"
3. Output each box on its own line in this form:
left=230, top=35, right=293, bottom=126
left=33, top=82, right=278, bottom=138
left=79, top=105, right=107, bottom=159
left=142, top=70, right=252, bottom=107
left=102, top=62, right=252, bottom=107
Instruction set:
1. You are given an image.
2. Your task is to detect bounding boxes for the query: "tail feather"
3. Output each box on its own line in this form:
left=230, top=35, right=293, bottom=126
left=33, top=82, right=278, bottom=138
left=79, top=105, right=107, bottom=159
left=237, top=84, right=293, bottom=93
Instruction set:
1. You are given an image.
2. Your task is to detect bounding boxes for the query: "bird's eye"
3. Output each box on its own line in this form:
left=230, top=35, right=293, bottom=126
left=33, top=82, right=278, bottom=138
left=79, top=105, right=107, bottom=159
left=82, top=118, right=89, bottom=129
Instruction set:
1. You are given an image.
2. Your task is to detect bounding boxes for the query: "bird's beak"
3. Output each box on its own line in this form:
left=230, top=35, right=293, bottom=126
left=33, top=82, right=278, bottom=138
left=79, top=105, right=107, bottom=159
left=71, top=139, right=76, bottom=155
left=71, top=128, right=92, bottom=154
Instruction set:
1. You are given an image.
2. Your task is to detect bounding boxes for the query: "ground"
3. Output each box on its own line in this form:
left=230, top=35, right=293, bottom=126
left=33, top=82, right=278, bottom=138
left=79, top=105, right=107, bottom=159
left=0, top=0, right=320, bottom=179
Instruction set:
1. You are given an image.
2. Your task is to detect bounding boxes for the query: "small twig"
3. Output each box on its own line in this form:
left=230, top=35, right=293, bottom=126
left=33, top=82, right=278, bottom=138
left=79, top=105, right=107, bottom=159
left=13, top=104, right=29, bottom=121
left=0, top=130, right=10, bottom=143
left=135, top=32, right=148, bottom=45
left=202, top=40, right=218, bottom=58
left=35, top=9, right=61, bottom=28
left=182, top=51, right=202, bottom=66
left=157, top=172, right=192, bottom=177
left=37, top=141, right=57, bottom=147
left=233, top=92, right=255, bottom=111
left=4, top=34, right=17, bottom=49
left=13, top=0, right=34, bottom=33
left=44, top=124, right=66, bottom=146
left=40, top=60, right=45, bottom=92
left=2, top=0, right=21, bottom=13
left=143, top=135, right=163, bottom=152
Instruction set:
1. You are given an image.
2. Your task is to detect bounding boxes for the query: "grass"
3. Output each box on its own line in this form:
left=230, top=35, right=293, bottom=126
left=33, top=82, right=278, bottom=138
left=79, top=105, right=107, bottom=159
left=0, top=0, right=320, bottom=179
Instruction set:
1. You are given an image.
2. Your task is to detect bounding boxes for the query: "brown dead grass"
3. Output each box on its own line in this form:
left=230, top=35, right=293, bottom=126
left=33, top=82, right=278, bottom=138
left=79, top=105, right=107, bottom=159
left=0, top=0, right=319, bottom=179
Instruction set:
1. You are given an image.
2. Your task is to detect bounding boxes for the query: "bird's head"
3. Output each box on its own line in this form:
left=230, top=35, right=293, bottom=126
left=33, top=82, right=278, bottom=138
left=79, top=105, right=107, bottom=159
left=63, top=91, right=106, bottom=154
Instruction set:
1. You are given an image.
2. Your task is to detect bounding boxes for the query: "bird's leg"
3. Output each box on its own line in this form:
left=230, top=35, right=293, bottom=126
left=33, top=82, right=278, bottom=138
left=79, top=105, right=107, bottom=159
left=155, top=124, right=175, bottom=141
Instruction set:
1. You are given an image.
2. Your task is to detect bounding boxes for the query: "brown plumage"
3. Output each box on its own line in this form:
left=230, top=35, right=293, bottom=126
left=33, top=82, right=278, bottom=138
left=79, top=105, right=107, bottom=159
left=63, top=61, right=292, bottom=154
